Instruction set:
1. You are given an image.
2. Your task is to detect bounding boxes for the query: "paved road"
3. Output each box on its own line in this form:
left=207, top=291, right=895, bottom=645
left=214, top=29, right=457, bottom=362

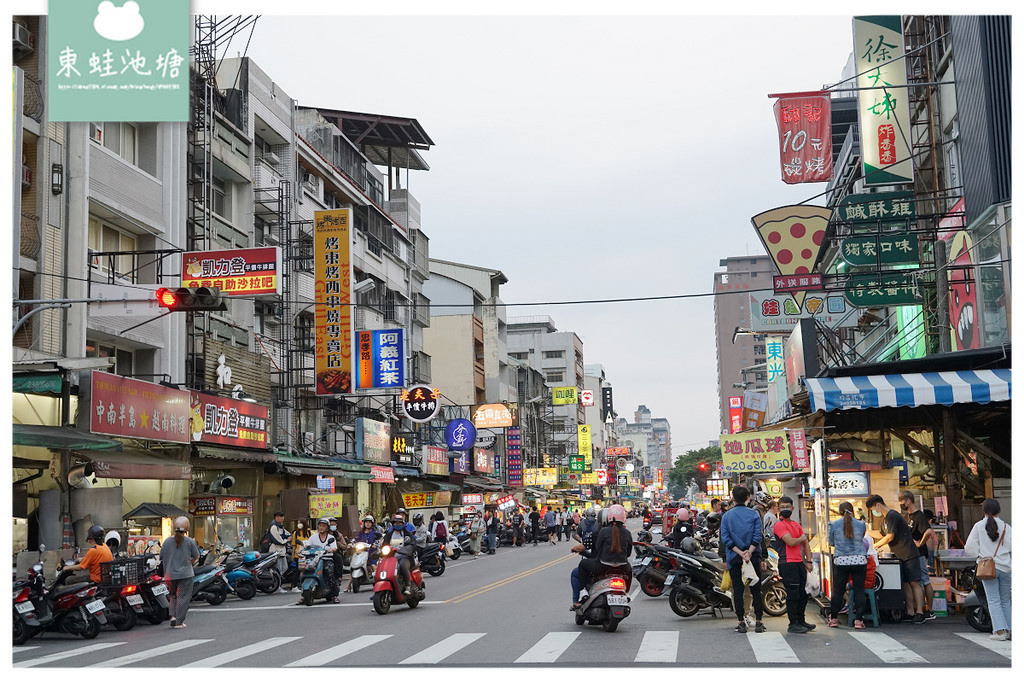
left=11, top=521, right=1012, bottom=668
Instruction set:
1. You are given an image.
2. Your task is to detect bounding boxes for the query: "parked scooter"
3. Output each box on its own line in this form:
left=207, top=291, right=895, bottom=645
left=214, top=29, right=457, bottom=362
left=214, top=548, right=258, bottom=600
left=166, top=549, right=228, bottom=605
left=225, top=549, right=281, bottom=594
left=572, top=566, right=632, bottom=633
left=372, top=542, right=425, bottom=614
left=959, top=566, right=992, bottom=633
left=12, top=551, right=109, bottom=644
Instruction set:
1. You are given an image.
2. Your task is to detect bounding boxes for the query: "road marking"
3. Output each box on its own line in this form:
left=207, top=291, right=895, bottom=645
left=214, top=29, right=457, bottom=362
left=90, top=640, right=213, bottom=668
left=747, top=632, right=800, bottom=663
left=12, top=646, right=40, bottom=652
left=400, top=632, right=485, bottom=665
left=635, top=631, right=678, bottom=663
left=448, top=554, right=576, bottom=604
left=15, top=642, right=124, bottom=668
left=190, top=600, right=445, bottom=613
left=515, top=632, right=579, bottom=663
left=183, top=636, right=302, bottom=668
left=956, top=632, right=1013, bottom=658
left=849, top=632, right=928, bottom=664
left=285, top=634, right=392, bottom=667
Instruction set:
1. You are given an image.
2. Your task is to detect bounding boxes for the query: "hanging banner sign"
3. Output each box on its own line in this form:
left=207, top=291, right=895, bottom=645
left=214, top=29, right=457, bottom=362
left=577, top=424, right=591, bottom=460
left=719, top=430, right=794, bottom=474
left=552, top=387, right=578, bottom=405
left=89, top=371, right=190, bottom=444
left=844, top=272, right=923, bottom=307
left=182, top=247, right=282, bottom=296
left=356, top=329, right=405, bottom=390
left=773, top=92, right=832, bottom=184
left=790, top=429, right=810, bottom=470
left=840, top=233, right=920, bottom=267
left=313, top=209, right=353, bottom=396
left=854, top=15, right=914, bottom=186
left=740, top=391, right=768, bottom=432
left=309, top=493, right=344, bottom=519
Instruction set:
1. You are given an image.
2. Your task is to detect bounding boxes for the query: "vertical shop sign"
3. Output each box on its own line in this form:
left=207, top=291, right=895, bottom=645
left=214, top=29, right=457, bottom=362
left=773, top=93, right=832, bottom=184
left=937, top=198, right=980, bottom=350
left=356, top=329, right=405, bottom=389
left=577, top=424, right=591, bottom=463
left=854, top=16, right=914, bottom=185
left=790, top=429, right=810, bottom=470
left=506, top=426, right=523, bottom=487
left=314, top=209, right=352, bottom=395
left=728, top=396, right=743, bottom=434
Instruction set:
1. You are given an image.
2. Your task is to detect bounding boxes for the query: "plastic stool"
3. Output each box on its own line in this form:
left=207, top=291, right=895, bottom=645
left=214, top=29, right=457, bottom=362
left=849, top=588, right=880, bottom=627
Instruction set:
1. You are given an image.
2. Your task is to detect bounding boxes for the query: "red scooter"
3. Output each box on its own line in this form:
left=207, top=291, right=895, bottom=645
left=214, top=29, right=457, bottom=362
left=372, top=543, right=425, bottom=614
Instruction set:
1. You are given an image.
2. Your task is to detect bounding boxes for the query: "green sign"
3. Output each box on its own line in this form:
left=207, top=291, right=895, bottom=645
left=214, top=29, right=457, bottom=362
left=837, top=191, right=916, bottom=224
left=840, top=232, right=919, bottom=267
left=569, top=456, right=585, bottom=472
left=844, top=272, right=923, bottom=307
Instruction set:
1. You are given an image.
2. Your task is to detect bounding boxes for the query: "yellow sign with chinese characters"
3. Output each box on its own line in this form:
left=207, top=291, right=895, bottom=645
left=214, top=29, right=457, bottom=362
left=308, top=493, right=344, bottom=519
left=577, top=424, right=591, bottom=461
left=552, top=387, right=577, bottom=405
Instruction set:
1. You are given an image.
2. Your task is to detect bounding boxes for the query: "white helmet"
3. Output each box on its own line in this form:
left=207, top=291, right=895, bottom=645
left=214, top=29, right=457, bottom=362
left=104, top=530, right=121, bottom=550
left=606, top=504, right=627, bottom=524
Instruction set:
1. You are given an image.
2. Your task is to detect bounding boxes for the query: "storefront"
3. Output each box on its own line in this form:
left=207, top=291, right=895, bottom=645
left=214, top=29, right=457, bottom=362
left=122, top=502, right=189, bottom=555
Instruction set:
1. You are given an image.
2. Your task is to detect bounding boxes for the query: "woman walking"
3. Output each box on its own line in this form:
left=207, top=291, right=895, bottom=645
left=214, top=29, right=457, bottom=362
left=964, top=498, right=1012, bottom=641
left=827, top=501, right=868, bottom=629
left=160, top=516, right=200, bottom=629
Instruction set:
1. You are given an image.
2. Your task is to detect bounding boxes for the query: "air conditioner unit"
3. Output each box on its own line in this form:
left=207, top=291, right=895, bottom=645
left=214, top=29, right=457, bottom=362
left=89, top=122, right=103, bottom=144
left=13, top=22, right=35, bottom=55
left=21, top=165, right=31, bottom=188
left=301, top=172, right=321, bottom=194
left=263, top=151, right=281, bottom=165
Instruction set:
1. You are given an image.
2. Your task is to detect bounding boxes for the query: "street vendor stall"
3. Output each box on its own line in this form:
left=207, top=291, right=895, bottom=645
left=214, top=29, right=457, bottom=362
left=188, top=494, right=256, bottom=551
left=123, top=502, right=189, bottom=556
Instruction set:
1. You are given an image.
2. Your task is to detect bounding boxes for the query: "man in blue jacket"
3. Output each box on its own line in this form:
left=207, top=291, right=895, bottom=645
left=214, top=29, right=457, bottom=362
left=720, top=485, right=766, bottom=634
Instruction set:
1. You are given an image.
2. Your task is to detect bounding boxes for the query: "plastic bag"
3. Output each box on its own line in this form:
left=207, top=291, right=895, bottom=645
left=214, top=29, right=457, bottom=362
left=805, top=567, right=820, bottom=595
left=741, top=559, right=758, bottom=586
left=721, top=570, right=732, bottom=591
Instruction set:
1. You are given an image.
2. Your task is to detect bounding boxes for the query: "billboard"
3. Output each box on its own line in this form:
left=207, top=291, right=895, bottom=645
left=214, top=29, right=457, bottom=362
left=749, top=291, right=857, bottom=332
left=313, top=209, right=353, bottom=395
left=89, top=371, right=190, bottom=444
left=720, top=430, right=794, bottom=474
left=189, top=392, right=269, bottom=449
left=182, top=247, right=282, bottom=296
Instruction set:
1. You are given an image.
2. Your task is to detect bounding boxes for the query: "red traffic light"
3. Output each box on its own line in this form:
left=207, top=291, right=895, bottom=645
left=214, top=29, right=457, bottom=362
left=698, top=462, right=707, bottom=471
left=155, top=287, right=227, bottom=312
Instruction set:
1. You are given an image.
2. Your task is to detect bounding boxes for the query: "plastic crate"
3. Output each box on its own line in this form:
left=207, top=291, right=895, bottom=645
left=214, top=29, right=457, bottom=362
left=100, top=556, right=146, bottom=586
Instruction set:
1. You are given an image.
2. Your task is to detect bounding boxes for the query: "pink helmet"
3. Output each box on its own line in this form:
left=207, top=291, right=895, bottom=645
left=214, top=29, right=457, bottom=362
left=606, top=504, right=627, bottom=524
left=677, top=507, right=690, bottom=522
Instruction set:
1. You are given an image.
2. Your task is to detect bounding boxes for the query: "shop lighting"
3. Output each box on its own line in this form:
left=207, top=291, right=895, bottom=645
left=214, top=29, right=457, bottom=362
left=51, top=163, right=64, bottom=195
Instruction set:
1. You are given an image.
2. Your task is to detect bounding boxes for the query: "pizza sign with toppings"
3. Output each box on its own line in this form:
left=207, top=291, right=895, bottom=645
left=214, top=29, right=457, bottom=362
left=751, top=205, right=833, bottom=307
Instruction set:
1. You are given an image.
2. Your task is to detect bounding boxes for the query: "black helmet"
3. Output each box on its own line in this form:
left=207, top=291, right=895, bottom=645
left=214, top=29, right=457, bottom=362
left=681, top=537, right=699, bottom=554
left=88, top=524, right=105, bottom=544
left=413, top=513, right=424, bottom=524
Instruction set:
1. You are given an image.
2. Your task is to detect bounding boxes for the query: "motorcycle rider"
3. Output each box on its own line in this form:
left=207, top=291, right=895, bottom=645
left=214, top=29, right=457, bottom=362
left=383, top=509, right=418, bottom=595
left=413, top=513, right=430, bottom=550
left=65, top=524, right=114, bottom=584
left=297, top=518, right=340, bottom=604
left=346, top=515, right=381, bottom=593
left=671, top=506, right=695, bottom=549
left=572, top=506, right=600, bottom=551
left=569, top=504, right=633, bottom=610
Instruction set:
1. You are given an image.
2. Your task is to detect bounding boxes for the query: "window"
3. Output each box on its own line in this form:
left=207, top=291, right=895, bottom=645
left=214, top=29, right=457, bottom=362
left=212, top=176, right=232, bottom=220
left=86, top=339, right=134, bottom=377
left=546, top=371, right=564, bottom=383
left=509, top=352, right=528, bottom=361
left=754, top=345, right=766, bottom=356
left=542, top=350, right=564, bottom=359
left=295, top=314, right=314, bottom=351
left=95, top=122, right=138, bottom=166
left=88, top=218, right=138, bottom=282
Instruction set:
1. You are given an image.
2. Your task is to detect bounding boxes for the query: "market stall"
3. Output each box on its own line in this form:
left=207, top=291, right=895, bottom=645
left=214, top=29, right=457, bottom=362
left=122, top=502, right=189, bottom=556
left=188, top=494, right=256, bottom=551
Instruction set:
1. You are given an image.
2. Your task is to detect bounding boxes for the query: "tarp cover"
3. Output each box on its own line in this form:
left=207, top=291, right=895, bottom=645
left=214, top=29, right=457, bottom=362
left=805, top=369, right=1011, bottom=412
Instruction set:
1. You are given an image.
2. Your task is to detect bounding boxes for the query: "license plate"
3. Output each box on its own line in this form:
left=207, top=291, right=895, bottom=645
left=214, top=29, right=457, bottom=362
left=16, top=601, right=34, bottom=614
left=664, top=574, right=675, bottom=586
left=152, top=583, right=169, bottom=596
left=606, top=595, right=628, bottom=605
left=86, top=599, right=105, bottom=614
left=126, top=594, right=144, bottom=606
left=641, top=557, right=651, bottom=566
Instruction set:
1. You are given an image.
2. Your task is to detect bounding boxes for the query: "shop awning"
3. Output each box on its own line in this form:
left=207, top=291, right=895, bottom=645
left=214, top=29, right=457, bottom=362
left=463, top=476, right=504, bottom=491
left=805, top=369, right=1011, bottom=413
left=392, top=466, right=420, bottom=478
left=123, top=502, right=189, bottom=520
left=13, top=424, right=124, bottom=450
left=192, top=445, right=277, bottom=463
left=276, top=454, right=353, bottom=478
left=77, top=448, right=192, bottom=480
left=422, top=479, right=461, bottom=492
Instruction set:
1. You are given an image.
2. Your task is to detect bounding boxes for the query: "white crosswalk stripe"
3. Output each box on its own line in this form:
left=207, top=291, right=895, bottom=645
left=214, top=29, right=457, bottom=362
left=14, top=642, right=123, bottom=668
left=956, top=632, right=1012, bottom=659
left=400, top=632, right=485, bottom=665
left=184, top=636, right=303, bottom=667
left=515, top=632, right=579, bottom=663
left=285, top=634, right=392, bottom=667
left=635, top=631, right=678, bottom=663
left=747, top=632, right=800, bottom=663
left=90, top=639, right=213, bottom=668
left=849, top=632, right=928, bottom=664
left=12, top=646, right=41, bottom=653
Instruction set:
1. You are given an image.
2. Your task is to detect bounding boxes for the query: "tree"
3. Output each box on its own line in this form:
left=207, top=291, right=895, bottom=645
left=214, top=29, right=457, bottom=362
left=667, top=445, right=722, bottom=495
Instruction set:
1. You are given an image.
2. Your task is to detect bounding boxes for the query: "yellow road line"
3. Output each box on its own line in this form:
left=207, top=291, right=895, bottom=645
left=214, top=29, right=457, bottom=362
left=446, top=553, right=576, bottom=604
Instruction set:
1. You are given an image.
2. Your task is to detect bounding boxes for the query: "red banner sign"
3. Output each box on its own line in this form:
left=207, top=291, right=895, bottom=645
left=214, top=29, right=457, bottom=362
left=790, top=429, right=810, bottom=470
left=189, top=393, right=269, bottom=449
left=369, top=465, right=394, bottom=483
left=181, top=247, right=281, bottom=296
left=774, top=93, right=832, bottom=184
left=90, top=371, right=191, bottom=443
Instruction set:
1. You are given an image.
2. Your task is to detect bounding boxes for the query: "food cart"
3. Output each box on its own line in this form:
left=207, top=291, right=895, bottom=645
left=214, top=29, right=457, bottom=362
left=188, top=494, right=256, bottom=551
left=122, top=502, right=189, bottom=556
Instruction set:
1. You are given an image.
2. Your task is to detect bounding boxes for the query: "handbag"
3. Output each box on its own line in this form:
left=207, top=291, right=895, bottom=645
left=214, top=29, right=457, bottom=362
left=976, top=524, right=1006, bottom=580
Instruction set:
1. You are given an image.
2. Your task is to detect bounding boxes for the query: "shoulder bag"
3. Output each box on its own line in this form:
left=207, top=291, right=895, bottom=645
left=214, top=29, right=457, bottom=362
left=975, top=524, right=1006, bottom=580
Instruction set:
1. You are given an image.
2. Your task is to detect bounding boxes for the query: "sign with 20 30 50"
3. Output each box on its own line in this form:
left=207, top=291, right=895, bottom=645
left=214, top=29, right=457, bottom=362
left=719, top=431, right=793, bottom=473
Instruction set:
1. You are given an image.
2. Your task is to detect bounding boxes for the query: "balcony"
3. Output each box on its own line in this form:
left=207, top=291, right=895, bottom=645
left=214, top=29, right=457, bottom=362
left=20, top=213, right=40, bottom=260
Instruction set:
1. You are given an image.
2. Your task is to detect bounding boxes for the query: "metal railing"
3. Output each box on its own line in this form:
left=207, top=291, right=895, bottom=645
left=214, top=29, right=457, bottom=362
left=23, top=73, right=43, bottom=123
left=20, top=213, right=40, bottom=259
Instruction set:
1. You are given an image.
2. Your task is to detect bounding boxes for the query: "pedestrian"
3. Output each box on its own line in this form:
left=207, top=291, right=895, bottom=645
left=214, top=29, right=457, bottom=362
left=514, top=507, right=526, bottom=546
left=720, top=485, right=766, bottom=634
left=964, top=498, right=1012, bottom=641
left=468, top=513, right=485, bottom=557
left=485, top=510, right=499, bottom=554
left=826, top=501, right=868, bottom=628
left=543, top=505, right=556, bottom=545
left=554, top=507, right=564, bottom=542
left=773, top=496, right=815, bottom=633
left=529, top=506, right=541, bottom=546
left=762, top=499, right=780, bottom=543
left=902, top=491, right=936, bottom=620
left=867, top=494, right=925, bottom=623
left=160, top=516, right=200, bottom=629
left=265, top=511, right=294, bottom=592
left=431, top=511, right=449, bottom=544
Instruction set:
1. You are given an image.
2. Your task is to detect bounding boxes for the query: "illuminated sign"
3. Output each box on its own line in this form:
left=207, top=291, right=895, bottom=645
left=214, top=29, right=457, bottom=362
left=356, top=329, right=405, bottom=389
left=471, top=403, right=515, bottom=428
left=827, top=471, right=870, bottom=497
left=401, top=385, right=441, bottom=423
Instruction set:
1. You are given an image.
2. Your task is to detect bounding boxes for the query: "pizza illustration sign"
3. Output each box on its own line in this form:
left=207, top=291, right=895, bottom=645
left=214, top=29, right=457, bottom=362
left=751, top=205, right=833, bottom=308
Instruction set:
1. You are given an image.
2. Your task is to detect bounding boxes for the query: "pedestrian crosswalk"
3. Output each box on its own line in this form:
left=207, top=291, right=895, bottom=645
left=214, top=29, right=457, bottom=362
left=11, top=628, right=1012, bottom=667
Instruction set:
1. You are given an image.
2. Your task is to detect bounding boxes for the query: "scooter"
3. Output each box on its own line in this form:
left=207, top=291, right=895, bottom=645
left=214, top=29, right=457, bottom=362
left=165, top=552, right=228, bottom=605
left=214, top=549, right=258, bottom=600
left=372, top=543, right=425, bottom=615
left=959, top=566, right=992, bottom=633
left=665, top=549, right=734, bottom=618
left=226, top=548, right=282, bottom=594
left=418, top=541, right=446, bottom=577
left=134, top=555, right=171, bottom=624
left=347, top=541, right=378, bottom=593
left=296, top=547, right=335, bottom=606
left=572, top=566, right=632, bottom=633
left=13, top=556, right=109, bottom=644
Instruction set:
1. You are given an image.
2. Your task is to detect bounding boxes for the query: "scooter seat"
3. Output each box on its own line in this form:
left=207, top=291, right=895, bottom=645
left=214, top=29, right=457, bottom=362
left=194, top=564, right=220, bottom=576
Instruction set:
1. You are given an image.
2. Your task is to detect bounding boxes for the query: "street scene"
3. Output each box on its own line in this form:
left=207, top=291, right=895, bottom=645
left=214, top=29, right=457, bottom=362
left=10, top=6, right=1013, bottom=673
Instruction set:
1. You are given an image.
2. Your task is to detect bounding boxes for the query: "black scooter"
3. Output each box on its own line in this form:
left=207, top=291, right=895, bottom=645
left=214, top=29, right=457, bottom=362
left=13, top=555, right=109, bottom=644
left=417, top=542, right=446, bottom=577
left=960, top=566, right=992, bottom=632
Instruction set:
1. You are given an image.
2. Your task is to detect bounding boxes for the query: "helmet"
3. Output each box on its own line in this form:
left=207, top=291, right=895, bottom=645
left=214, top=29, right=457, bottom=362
left=396, top=508, right=408, bottom=517
left=362, top=514, right=375, bottom=525
left=606, top=504, right=626, bottom=524
left=104, top=530, right=121, bottom=551
left=754, top=491, right=772, bottom=507
left=584, top=507, right=597, bottom=520
left=87, top=524, right=105, bottom=543
left=677, top=507, right=690, bottom=522
left=317, top=517, right=330, bottom=527
left=680, top=537, right=699, bottom=554
left=413, top=513, right=424, bottom=524
left=596, top=508, right=608, bottom=526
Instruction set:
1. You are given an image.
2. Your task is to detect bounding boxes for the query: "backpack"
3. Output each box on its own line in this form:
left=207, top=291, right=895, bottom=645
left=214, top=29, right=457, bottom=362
left=433, top=521, right=447, bottom=540
left=259, top=529, right=272, bottom=554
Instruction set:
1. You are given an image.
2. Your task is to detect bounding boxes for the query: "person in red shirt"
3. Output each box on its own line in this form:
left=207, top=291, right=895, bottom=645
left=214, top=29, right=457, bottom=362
left=66, top=525, right=113, bottom=584
left=773, top=496, right=815, bottom=633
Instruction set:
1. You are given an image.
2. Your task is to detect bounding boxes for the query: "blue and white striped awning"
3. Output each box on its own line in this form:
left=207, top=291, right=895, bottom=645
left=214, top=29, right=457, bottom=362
left=805, top=369, right=1011, bottom=412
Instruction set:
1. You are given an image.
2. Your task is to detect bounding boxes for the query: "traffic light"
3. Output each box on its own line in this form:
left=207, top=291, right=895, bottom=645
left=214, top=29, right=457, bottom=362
left=698, top=462, right=708, bottom=472
left=155, top=287, right=227, bottom=312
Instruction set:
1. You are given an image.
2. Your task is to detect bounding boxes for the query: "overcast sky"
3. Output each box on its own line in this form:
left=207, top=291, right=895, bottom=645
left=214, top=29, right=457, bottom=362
left=236, top=11, right=858, bottom=455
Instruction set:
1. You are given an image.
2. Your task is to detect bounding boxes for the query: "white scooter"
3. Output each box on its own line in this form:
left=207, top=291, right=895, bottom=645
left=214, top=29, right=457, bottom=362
left=348, top=541, right=377, bottom=593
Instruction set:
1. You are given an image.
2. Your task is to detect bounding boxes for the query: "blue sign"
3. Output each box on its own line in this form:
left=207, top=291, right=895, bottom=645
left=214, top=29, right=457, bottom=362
left=889, top=459, right=909, bottom=484
left=445, top=418, right=476, bottom=451
left=356, top=329, right=405, bottom=389
left=449, top=450, right=470, bottom=475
